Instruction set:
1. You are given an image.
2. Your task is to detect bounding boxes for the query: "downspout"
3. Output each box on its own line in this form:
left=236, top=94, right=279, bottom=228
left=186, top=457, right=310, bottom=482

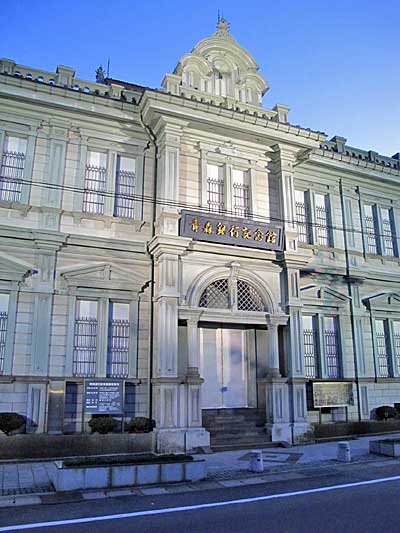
left=139, top=108, right=158, bottom=423
left=339, top=179, right=362, bottom=421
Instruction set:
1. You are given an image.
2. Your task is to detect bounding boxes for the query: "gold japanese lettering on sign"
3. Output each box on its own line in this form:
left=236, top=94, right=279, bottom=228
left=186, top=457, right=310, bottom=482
left=191, top=218, right=200, bottom=232
left=188, top=217, right=279, bottom=248
left=216, top=222, right=227, bottom=235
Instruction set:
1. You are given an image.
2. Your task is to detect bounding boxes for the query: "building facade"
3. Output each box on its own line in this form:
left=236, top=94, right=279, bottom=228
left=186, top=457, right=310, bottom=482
left=1, top=19, right=400, bottom=451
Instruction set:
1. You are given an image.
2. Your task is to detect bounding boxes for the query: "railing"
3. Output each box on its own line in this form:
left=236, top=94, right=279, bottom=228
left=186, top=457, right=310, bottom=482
left=114, top=170, right=136, bottom=218
left=364, top=215, right=378, bottom=254
left=0, top=311, right=7, bottom=374
left=107, top=319, right=130, bottom=378
left=73, top=317, right=97, bottom=377
left=82, top=165, right=106, bottom=215
left=325, top=328, right=340, bottom=379
left=315, top=205, right=329, bottom=246
left=296, top=201, right=308, bottom=243
left=207, top=177, right=224, bottom=213
left=303, top=328, right=317, bottom=378
left=376, top=331, right=390, bottom=377
left=0, top=151, right=26, bottom=203
left=382, top=218, right=394, bottom=256
left=233, top=182, right=249, bottom=218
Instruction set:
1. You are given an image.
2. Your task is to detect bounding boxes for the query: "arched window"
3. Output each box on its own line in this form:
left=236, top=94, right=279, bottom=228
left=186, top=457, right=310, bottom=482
left=198, top=278, right=265, bottom=312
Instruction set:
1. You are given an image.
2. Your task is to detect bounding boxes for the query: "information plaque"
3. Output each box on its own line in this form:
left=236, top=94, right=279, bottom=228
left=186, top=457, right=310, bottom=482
left=84, top=380, right=123, bottom=415
left=313, top=382, right=354, bottom=408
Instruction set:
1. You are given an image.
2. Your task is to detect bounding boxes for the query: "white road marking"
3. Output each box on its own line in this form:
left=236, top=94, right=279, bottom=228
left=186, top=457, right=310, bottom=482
left=1, top=475, right=400, bottom=531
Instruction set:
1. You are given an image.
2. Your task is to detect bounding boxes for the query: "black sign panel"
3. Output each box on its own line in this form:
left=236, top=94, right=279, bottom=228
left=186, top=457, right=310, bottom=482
left=84, top=380, right=123, bottom=415
left=180, top=210, right=283, bottom=251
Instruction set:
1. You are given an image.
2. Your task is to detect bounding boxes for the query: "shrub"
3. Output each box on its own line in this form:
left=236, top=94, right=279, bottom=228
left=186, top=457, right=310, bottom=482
left=376, top=405, right=397, bottom=420
left=0, top=413, right=26, bottom=435
left=125, top=417, right=155, bottom=433
left=88, top=416, right=118, bottom=434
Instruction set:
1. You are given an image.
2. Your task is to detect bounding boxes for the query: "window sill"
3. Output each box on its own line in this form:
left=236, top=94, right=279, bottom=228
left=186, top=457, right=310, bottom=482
left=72, top=211, right=146, bottom=231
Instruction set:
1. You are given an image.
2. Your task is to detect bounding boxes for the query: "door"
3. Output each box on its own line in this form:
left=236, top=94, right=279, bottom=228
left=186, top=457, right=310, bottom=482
left=200, top=327, right=248, bottom=409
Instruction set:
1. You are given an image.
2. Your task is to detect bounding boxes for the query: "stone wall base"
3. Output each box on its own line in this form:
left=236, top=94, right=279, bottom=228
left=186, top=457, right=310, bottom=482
left=156, top=428, right=210, bottom=453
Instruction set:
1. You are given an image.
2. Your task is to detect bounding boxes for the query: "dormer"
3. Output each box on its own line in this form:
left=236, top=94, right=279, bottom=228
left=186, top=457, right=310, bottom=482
left=162, top=18, right=269, bottom=108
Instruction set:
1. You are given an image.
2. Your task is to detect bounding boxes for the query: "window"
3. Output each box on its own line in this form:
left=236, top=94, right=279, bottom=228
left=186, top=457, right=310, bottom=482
left=0, top=136, right=27, bottom=203
left=206, top=164, right=224, bottom=213
left=314, top=194, right=330, bottom=247
left=73, top=300, right=98, bottom=377
left=232, top=169, right=250, bottom=218
left=295, top=190, right=310, bottom=244
left=302, top=315, right=341, bottom=379
left=303, top=315, right=318, bottom=378
left=82, top=151, right=107, bottom=215
left=392, top=322, right=400, bottom=374
left=107, top=302, right=130, bottom=378
left=114, top=156, right=136, bottom=218
left=364, top=204, right=378, bottom=254
left=198, top=278, right=264, bottom=312
left=381, top=207, right=395, bottom=256
left=73, top=299, right=131, bottom=378
left=373, top=318, right=400, bottom=378
left=0, top=294, right=9, bottom=374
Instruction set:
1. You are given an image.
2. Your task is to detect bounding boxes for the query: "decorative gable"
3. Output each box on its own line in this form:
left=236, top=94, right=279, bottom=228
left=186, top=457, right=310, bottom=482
left=60, top=263, right=147, bottom=292
left=363, top=292, right=400, bottom=311
left=301, top=284, right=350, bottom=308
left=0, top=253, right=34, bottom=282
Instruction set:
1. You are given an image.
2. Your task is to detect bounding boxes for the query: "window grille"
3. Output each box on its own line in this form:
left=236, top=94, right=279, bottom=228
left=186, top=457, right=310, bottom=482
left=364, top=214, right=377, bottom=254
left=207, top=177, right=224, bottom=213
left=73, top=317, right=97, bottom=377
left=114, top=169, right=136, bottom=219
left=325, top=326, right=340, bottom=378
left=382, top=214, right=394, bottom=256
left=199, top=279, right=229, bottom=309
left=107, top=318, right=129, bottom=378
left=303, top=328, right=318, bottom=378
left=295, top=200, right=308, bottom=243
left=0, top=311, right=7, bottom=374
left=0, top=151, right=25, bottom=202
left=393, top=327, right=400, bottom=374
left=315, top=204, right=329, bottom=246
left=376, top=329, right=390, bottom=377
left=233, top=182, right=249, bottom=218
left=237, top=280, right=264, bottom=311
left=82, top=165, right=106, bottom=215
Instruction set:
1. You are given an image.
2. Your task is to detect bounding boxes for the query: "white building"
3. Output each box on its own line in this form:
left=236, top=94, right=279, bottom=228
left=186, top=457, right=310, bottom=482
left=1, top=19, right=400, bottom=452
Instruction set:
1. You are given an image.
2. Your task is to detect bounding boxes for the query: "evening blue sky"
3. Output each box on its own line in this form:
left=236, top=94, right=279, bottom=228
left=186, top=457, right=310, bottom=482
left=2, top=0, right=399, bottom=156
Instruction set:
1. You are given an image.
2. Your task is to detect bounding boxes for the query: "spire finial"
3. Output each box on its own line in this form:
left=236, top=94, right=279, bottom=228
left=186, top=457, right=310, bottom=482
left=216, top=14, right=230, bottom=32
left=95, top=65, right=105, bottom=84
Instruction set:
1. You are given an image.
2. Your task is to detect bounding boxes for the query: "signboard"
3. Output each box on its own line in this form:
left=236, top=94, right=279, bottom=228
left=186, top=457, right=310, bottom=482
left=313, top=382, right=354, bottom=408
left=84, top=380, right=123, bottom=415
left=180, top=210, right=283, bottom=252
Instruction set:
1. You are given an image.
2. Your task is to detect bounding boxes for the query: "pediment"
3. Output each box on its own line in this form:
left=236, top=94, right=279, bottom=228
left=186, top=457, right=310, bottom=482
left=60, top=263, right=147, bottom=292
left=363, top=292, right=400, bottom=310
left=301, top=284, right=350, bottom=304
left=0, top=253, right=34, bottom=282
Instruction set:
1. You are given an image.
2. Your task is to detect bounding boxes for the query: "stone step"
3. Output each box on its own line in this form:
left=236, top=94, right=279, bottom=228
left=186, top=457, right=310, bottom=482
left=211, top=440, right=277, bottom=452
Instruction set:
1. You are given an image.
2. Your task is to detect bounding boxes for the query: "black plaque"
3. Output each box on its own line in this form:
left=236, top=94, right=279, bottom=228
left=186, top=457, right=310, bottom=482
left=180, top=210, right=283, bottom=251
left=84, top=380, right=123, bottom=415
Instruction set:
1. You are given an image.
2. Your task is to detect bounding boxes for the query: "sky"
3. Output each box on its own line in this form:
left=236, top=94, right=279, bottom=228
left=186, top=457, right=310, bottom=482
left=2, top=0, right=399, bottom=156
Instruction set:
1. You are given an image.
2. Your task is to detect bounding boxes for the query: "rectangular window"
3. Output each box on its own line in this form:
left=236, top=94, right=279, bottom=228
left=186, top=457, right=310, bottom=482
left=83, top=151, right=107, bottom=215
left=0, top=294, right=9, bottom=374
left=206, top=164, right=224, bottom=213
left=393, top=322, right=400, bottom=374
left=314, top=194, right=330, bottom=247
left=107, top=302, right=130, bottom=378
left=381, top=208, right=395, bottom=256
left=303, top=315, right=318, bottom=378
left=295, top=190, right=309, bottom=243
left=114, top=156, right=136, bottom=219
left=364, top=204, right=378, bottom=254
left=232, top=169, right=250, bottom=218
left=375, top=319, right=391, bottom=377
left=73, top=300, right=98, bottom=377
left=324, top=317, right=340, bottom=378
left=0, top=136, right=27, bottom=203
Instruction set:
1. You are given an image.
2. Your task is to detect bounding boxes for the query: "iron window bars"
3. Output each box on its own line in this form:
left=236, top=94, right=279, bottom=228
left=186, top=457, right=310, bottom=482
left=0, top=151, right=26, bottom=203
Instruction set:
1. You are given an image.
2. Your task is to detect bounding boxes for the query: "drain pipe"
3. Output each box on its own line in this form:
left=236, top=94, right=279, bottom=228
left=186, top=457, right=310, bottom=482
left=339, top=179, right=362, bottom=421
left=139, top=109, right=158, bottom=423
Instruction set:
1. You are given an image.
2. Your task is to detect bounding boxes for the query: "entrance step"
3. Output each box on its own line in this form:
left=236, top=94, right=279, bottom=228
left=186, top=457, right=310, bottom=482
left=202, top=408, right=271, bottom=451
left=211, top=440, right=279, bottom=452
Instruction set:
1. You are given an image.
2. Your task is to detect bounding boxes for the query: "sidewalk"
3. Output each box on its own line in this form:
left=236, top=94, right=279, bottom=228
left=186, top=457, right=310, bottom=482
left=0, top=433, right=399, bottom=507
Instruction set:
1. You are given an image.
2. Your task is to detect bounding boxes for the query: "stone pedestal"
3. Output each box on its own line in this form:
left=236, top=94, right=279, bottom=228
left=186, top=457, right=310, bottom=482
left=264, top=377, right=291, bottom=443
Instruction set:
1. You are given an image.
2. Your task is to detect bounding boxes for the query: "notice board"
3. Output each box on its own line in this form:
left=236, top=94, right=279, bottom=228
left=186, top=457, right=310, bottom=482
left=84, top=380, right=123, bottom=414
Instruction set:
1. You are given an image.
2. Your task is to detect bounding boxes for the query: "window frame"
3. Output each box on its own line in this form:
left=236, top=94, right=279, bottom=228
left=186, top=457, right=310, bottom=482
left=0, top=286, right=18, bottom=376
left=294, top=188, right=333, bottom=248
left=0, top=128, right=36, bottom=205
left=361, top=201, right=398, bottom=258
left=372, top=317, right=400, bottom=378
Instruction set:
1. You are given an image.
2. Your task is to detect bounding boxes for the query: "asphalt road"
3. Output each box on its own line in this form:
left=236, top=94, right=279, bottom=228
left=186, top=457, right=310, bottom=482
left=2, top=462, right=400, bottom=532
